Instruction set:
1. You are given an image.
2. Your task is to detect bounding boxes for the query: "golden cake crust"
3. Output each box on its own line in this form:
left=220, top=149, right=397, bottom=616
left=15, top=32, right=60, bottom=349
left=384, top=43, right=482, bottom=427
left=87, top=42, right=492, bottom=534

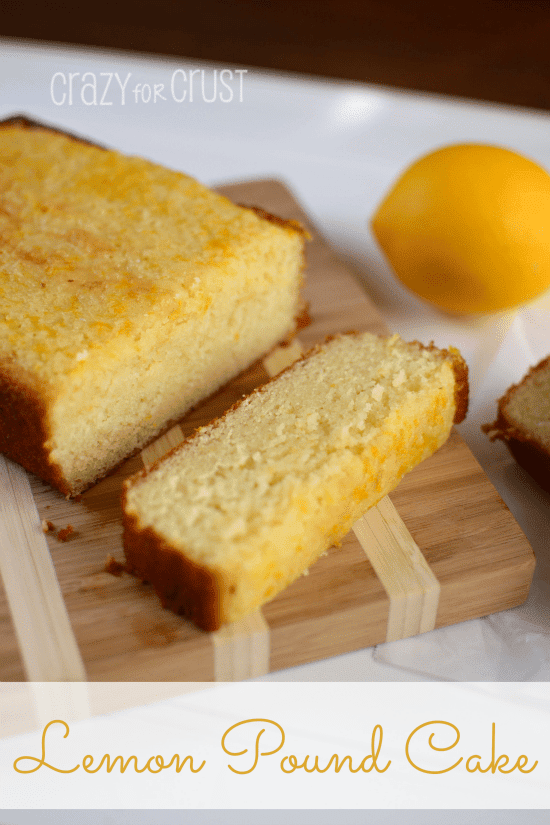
left=0, top=115, right=308, bottom=495
left=123, top=516, right=220, bottom=631
left=0, top=119, right=306, bottom=378
left=0, top=113, right=108, bottom=147
left=0, top=359, right=69, bottom=492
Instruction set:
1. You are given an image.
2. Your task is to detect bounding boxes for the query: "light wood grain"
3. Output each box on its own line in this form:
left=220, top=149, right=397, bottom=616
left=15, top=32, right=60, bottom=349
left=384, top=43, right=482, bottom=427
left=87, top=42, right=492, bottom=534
left=212, top=611, right=270, bottom=681
left=0, top=179, right=536, bottom=681
left=353, top=496, right=440, bottom=642
left=0, top=456, right=86, bottom=681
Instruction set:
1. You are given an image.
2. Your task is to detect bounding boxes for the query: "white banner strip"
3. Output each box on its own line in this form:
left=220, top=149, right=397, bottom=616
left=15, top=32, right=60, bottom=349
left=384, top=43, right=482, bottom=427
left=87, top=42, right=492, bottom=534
left=0, top=682, right=548, bottom=809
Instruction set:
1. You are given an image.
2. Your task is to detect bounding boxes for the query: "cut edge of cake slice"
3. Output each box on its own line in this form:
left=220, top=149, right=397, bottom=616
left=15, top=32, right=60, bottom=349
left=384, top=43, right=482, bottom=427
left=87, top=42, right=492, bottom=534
left=483, top=354, right=550, bottom=492
left=122, top=331, right=468, bottom=631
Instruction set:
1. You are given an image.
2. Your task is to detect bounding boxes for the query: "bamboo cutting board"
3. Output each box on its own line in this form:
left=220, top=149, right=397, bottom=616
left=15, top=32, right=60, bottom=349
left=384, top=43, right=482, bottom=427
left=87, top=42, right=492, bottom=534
left=0, top=179, right=535, bottom=682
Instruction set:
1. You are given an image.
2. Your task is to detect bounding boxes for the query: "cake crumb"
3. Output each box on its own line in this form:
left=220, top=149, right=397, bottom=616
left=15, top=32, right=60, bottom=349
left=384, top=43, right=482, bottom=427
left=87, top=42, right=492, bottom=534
left=41, top=519, right=55, bottom=533
left=105, top=555, right=126, bottom=577
left=392, top=369, right=406, bottom=387
left=56, top=525, right=74, bottom=542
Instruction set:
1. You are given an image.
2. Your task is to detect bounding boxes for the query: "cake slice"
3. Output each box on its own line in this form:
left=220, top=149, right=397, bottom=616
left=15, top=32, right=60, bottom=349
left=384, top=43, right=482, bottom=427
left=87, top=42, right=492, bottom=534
left=483, top=355, right=550, bottom=491
left=122, top=332, right=468, bottom=631
left=0, top=118, right=306, bottom=495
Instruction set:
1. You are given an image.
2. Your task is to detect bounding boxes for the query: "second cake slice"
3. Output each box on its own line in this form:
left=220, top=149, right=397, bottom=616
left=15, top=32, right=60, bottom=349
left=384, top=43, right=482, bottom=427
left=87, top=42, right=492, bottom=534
left=123, top=332, right=468, bottom=630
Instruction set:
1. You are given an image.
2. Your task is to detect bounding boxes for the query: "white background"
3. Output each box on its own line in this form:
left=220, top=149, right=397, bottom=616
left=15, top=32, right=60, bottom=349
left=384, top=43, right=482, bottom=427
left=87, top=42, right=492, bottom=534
left=0, top=683, right=549, bottom=809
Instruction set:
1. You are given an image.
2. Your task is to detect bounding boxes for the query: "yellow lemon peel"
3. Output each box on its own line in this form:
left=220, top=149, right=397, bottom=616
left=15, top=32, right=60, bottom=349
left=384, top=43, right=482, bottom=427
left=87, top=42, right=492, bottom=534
left=371, top=143, right=550, bottom=314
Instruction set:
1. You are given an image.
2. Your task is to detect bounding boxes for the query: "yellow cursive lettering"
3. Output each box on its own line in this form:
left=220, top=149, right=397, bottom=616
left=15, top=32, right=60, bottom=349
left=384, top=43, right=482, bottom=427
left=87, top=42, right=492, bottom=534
left=222, top=718, right=285, bottom=774
left=280, top=724, right=390, bottom=774
left=81, top=751, right=205, bottom=774
left=362, top=724, right=391, bottom=773
left=406, top=720, right=463, bottom=774
left=465, top=724, right=537, bottom=775
left=13, top=719, right=206, bottom=775
left=514, top=754, right=538, bottom=774
left=407, top=721, right=537, bottom=776
left=13, top=720, right=79, bottom=774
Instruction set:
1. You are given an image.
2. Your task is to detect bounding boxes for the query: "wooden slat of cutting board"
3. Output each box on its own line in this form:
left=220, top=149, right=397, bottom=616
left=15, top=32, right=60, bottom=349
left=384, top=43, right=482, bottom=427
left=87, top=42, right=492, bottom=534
left=0, top=179, right=535, bottom=681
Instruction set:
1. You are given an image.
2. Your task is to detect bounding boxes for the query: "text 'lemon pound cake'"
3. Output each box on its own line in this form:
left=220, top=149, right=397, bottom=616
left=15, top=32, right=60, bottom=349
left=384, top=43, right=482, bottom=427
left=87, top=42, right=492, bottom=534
left=122, top=332, right=468, bottom=631
left=0, top=118, right=306, bottom=496
left=483, top=355, right=550, bottom=492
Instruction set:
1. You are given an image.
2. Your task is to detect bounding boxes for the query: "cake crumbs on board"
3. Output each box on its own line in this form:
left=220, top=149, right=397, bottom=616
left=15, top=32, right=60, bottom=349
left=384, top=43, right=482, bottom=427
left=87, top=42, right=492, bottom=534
left=41, top=520, right=76, bottom=542
left=105, top=555, right=126, bottom=577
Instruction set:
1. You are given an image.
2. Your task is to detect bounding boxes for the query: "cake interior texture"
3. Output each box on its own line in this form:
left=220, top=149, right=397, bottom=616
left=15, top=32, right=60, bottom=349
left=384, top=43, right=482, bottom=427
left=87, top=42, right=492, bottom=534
left=484, top=355, right=550, bottom=490
left=0, top=124, right=305, bottom=495
left=499, top=359, right=550, bottom=452
left=123, top=332, right=468, bottom=630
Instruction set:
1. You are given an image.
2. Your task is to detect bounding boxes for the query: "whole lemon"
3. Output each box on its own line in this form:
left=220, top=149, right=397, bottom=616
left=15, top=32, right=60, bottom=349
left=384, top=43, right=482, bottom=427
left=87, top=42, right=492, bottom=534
left=371, top=144, right=550, bottom=314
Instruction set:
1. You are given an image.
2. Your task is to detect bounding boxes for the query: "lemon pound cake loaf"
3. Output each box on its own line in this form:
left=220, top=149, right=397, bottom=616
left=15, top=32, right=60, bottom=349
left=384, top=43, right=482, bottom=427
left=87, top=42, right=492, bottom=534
left=122, top=332, right=468, bottom=631
left=0, top=118, right=306, bottom=496
left=483, top=355, right=550, bottom=492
